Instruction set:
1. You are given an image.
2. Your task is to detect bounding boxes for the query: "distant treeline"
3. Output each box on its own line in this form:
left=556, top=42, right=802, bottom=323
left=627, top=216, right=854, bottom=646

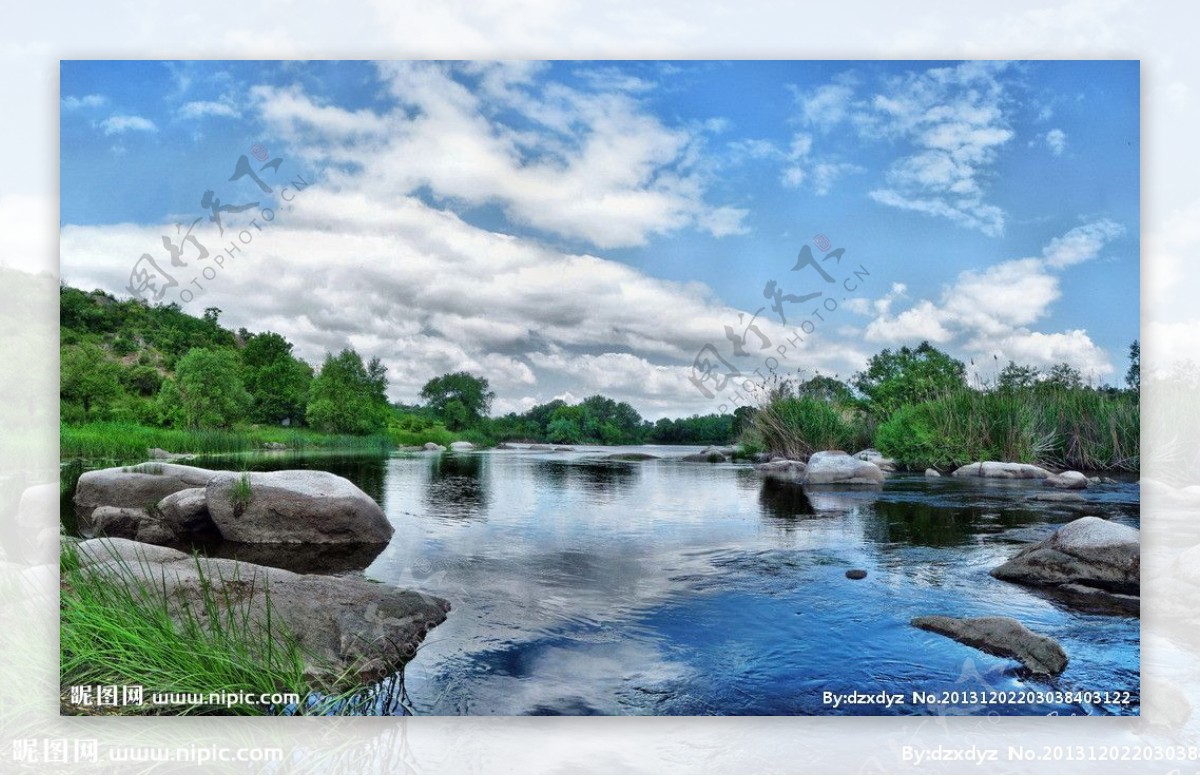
left=59, top=285, right=743, bottom=450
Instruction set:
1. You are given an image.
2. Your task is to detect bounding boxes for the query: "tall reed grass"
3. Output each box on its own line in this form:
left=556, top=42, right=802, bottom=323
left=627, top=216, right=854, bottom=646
left=750, top=396, right=872, bottom=459
left=875, top=387, right=1139, bottom=471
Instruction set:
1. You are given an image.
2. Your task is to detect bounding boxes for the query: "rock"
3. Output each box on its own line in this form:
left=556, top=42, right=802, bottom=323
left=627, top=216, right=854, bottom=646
left=769, top=455, right=788, bottom=463
left=147, top=447, right=174, bottom=459
left=991, top=516, right=1139, bottom=595
left=845, top=569, right=867, bottom=580
left=449, top=441, right=476, bottom=451
left=702, top=446, right=736, bottom=457
left=75, top=462, right=224, bottom=526
left=1045, top=470, right=1090, bottom=489
left=911, top=615, right=1068, bottom=675
left=157, top=488, right=221, bottom=543
left=495, top=442, right=515, bottom=450
left=682, top=452, right=726, bottom=463
left=261, top=442, right=289, bottom=451
left=751, top=452, right=771, bottom=464
left=396, top=445, right=424, bottom=452
left=925, top=468, right=941, bottom=478
left=527, top=444, right=552, bottom=451
left=423, top=443, right=447, bottom=452
left=803, top=451, right=884, bottom=486
left=1027, top=491, right=1087, bottom=503
left=753, top=459, right=807, bottom=483
left=605, top=453, right=659, bottom=461
left=553, top=446, right=574, bottom=452
left=206, top=470, right=394, bottom=545
left=85, top=506, right=176, bottom=545
left=951, top=461, right=1052, bottom=479
left=75, top=538, right=449, bottom=683
left=853, top=449, right=897, bottom=472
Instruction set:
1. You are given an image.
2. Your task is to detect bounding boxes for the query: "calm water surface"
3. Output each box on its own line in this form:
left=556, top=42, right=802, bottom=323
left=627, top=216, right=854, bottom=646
left=65, top=446, right=1141, bottom=716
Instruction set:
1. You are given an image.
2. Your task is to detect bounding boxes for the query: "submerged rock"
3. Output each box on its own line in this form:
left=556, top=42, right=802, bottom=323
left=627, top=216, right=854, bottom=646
left=911, top=615, right=1068, bottom=675
left=75, top=462, right=225, bottom=527
left=682, top=452, right=726, bottom=463
left=1045, top=470, right=1090, bottom=489
left=75, top=538, right=449, bottom=683
left=951, top=461, right=1052, bottom=480
left=991, top=516, right=1140, bottom=598
left=803, top=451, right=884, bottom=486
left=753, top=459, right=807, bottom=483
left=605, top=453, right=659, bottom=461
left=1026, top=491, right=1087, bottom=503
left=206, top=470, right=394, bottom=545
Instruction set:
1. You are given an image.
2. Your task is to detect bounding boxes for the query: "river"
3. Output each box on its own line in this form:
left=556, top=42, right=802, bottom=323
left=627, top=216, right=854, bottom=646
left=62, top=445, right=1141, bottom=716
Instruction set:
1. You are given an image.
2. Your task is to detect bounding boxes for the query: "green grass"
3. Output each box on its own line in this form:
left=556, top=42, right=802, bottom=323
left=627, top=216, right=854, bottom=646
left=60, top=539, right=404, bottom=716
left=750, top=396, right=872, bottom=460
left=230, top=473, right=252, bottom=516
left=875, top=387, right=1139, bottom=471
left=61, top=420, right=393, bottom=461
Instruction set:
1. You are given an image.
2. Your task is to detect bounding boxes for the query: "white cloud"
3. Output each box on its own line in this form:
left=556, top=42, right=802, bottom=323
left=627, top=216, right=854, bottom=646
left=1046, top=127, right=1067, bottom=155
left=178, top=100, right=240, bottom=119
left=61, top=94, right=106, bottom=110
left=796, top=61, right=1016, bottom=236
left=1042, top=218, right=1124, bottom=268
left=854, top=222, right=1124, bottom=376
left=250, top=61, right=745, bottom=250
left=98, top=114, right=157, bottom=135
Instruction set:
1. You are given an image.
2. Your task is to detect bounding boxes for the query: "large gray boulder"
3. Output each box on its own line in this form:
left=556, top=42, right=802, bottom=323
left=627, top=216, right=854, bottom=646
left=206, top=470, right=394, bottom=545
left=157, top=487, right=221, bottom=543
left=803, top=451, right=884, bottom=486
left=753, top=459, right=806, bottom=483
left=991, top=516, right=1139, bottom=595
left=925, top=468, right=941, bottom=478
left=74, top=538, right=449, bottom=683
left=75, top=462, right=224, bottom=526
left=84, top=506, right=176, bottom=545
left=912, top=615, right=1068, bottom=675
left=423, top=443, right=446, bottom=452
left=1045, top=470, right=1090, bottom=490
left=449, top=441, right=475, bottom=451
left=951, top=461, right=1052, bottom=479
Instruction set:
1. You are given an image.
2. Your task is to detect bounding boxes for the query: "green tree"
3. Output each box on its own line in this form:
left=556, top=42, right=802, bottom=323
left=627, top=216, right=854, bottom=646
left=240, top=332, right=313, bottom=424
left=997, top=361, right=1040, bottom=392
left=420, top=372, right=495, bottom=431
left=852, top=341, right=967, bottom=416
left=159, top=347, right=250, bottom=428
left=1043, top=362, right=1084, bottom=391
left=60, top=343, right=123, bottom=420
left=306, top=349, right=390, bottom=434
left=1126, top=340, right=1140, bottom=392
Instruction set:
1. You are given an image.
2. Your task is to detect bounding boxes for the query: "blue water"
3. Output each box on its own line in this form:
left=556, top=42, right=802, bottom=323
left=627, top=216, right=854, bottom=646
left=358, top=447, right=1140, bottom=716
left=71, top=447, right=1139, bottom=716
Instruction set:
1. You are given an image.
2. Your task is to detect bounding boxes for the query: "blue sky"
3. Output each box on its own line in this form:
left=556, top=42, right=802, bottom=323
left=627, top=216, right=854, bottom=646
left=60, top=60, right=1139, bottom=418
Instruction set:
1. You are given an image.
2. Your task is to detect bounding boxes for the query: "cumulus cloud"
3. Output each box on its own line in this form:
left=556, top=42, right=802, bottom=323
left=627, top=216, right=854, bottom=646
left=59, top=176, right=862, bottom=418
left=854, top=220, right=1126, bottom=377
left=249, top=61, right=747, bottom=249
left=99, top=114, right=157, bottom=135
